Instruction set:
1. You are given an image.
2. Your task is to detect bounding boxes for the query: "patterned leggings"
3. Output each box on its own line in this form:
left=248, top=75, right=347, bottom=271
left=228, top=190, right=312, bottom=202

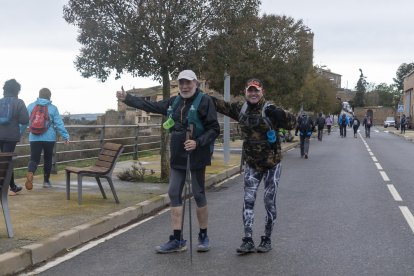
left=243, top=163, right=282, bottom=238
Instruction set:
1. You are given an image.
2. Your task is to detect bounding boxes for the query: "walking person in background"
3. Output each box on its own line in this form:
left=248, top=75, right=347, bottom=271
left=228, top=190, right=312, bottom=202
left=348, top=116, right=354, bottom=128
left=316, top=112, right=325, bottom=141
left=363, top=114, right=372, bottom=138
left=0, top=79, right=29, bottom=195
left=25, top=88, right=70, bottom=190
left=400, top=114, right=406, bottom=134
left=117, top=70, right=219, bottom=253
left=338, top=113, right=348, bottom=138
left=352, top=116, right=360, bottom=138
left=295, top=112, right=314, bottom=159
left=325, top=114, right=333, bottom=135
left=211, top=78, right=296, bottom=254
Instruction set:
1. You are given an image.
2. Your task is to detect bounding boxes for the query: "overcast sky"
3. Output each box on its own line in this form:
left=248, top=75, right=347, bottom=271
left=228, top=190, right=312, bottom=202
left=1, top=0, right=413, bottom=114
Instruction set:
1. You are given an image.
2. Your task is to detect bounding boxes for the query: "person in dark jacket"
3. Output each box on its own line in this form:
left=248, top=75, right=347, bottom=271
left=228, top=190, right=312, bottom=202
left=212, top=78, right=296, bottom=254
left=352, top=116, right=361, bottom=138
left=362, top=114, right=372, bottom=138
left=338, top=113, right=349, bottom=138
left=316, top=112, right=325, bottom=141
left=400, top=114, right=407, bottom=134
left=117, top=70, right=220, bottom=254
left=295, top=112, right=315, bottom=159
left=0, top=79, right=29, bottom=195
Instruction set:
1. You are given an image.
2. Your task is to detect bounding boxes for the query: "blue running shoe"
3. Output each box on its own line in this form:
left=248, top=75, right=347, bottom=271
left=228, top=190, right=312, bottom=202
left=155, top=235, right=187, bottom=254
left=197, top=233, right=210, bottom=252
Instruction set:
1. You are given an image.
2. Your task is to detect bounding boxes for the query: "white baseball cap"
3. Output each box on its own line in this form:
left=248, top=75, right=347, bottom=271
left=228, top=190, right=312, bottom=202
left=177, top=70, right=198, bottom=81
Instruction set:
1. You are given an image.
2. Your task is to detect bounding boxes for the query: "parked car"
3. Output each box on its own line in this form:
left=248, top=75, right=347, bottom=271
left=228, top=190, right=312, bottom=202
left=383, top=117, right=396, bottom=128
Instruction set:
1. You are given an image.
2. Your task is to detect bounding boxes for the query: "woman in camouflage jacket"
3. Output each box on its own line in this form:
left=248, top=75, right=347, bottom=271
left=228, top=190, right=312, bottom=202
left=212, top=78, right=296, bottom=254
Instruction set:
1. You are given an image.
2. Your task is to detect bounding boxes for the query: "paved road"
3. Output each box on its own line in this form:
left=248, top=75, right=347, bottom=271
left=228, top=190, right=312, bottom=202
left=26, top=127, right=414, bottom=276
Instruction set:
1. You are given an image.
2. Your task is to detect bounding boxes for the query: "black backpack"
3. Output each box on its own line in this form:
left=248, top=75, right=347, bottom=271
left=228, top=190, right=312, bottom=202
left=299, top=115, right=310, bottom=132
left=341, top=115, right=347, bottom=126
left=317, top=117, right=325, bottom=128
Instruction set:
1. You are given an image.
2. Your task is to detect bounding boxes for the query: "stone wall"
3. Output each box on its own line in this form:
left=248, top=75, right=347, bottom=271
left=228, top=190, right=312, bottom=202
left=353, top=106, right=395, bottom=125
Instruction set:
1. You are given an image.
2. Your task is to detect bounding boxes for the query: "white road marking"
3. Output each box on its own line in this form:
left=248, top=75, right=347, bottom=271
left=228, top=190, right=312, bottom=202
left=379, top=171, right=390, bottom=182
left=372, top=156, right=378, bottom=162
left=22, top=209, right=170, bottom=275
left=368, top=151, right=374, bottom=156
left=375, top=130, right=379, bottom=133
left=399, top=206, right=414, bottom=234
left=387, top=184, right=403, bottom=201
left=384, top=130, right=389, bottom=133
left=374, top=163, right=383, bottom=170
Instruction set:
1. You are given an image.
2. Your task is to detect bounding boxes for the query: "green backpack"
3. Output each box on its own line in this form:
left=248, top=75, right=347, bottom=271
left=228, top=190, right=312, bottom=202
left=167, top=91, right=205, bottom=138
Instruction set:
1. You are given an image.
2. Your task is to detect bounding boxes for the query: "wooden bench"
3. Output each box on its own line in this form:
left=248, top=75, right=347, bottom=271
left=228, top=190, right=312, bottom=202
left=65, top=143, right=124, bottom=205
left=0, top=152, right=16, bottom=238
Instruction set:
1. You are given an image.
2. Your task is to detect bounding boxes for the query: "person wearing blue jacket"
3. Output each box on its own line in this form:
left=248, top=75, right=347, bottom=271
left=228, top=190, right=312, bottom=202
left=25, top=88, right=70, bottom=189
left=338, top=113, right=349, bottom=138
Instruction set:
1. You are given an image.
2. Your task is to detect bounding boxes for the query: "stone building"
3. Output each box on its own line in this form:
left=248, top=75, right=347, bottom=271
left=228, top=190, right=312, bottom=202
left=317, top=68, right=342, bottom=89
left=403, top=70, right=414, bottom=119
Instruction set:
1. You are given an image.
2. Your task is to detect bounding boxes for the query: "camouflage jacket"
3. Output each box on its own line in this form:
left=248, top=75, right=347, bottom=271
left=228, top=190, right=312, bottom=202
left=213, top=97, right=296, bottom=171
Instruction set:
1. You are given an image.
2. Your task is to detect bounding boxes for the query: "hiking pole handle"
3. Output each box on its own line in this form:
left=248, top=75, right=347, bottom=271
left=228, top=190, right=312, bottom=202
left=186, top=124, right=194, bottom=141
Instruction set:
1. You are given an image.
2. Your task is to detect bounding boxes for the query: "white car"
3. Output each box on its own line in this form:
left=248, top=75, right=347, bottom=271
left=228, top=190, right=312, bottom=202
left=383, top=117, right=395, bottom=128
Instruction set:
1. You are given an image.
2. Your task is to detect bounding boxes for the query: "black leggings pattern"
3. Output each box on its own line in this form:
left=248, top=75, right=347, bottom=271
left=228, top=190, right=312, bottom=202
left=243, top=163, right=282, bottom=238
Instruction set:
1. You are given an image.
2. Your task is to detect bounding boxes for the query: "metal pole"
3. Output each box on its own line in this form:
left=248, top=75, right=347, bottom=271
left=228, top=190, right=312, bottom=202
left=223, top=72, right=230, bottom=165
left=100, top=125, right=106, bottom=148
left=133, top=125, right=139, bottom=160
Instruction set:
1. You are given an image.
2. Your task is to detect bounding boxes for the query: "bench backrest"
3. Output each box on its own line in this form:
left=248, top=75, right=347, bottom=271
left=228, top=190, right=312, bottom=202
left=0, top=153, right=16, bottom=192
left=93, top=143, right=124, bottom=174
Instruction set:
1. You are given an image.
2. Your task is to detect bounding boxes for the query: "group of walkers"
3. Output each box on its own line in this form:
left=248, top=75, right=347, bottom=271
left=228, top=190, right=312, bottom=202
left=0, top=71, right=391, bottom=257
left=294, top=110, right=376, bottom=160
left=0, top=79, right=69, bottom=196
left=337, top=112, right=373, bottom=138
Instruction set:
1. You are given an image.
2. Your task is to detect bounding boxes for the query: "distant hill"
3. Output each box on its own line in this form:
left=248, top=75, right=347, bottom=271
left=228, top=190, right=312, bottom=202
left=68, top=113, right=103, bottom=121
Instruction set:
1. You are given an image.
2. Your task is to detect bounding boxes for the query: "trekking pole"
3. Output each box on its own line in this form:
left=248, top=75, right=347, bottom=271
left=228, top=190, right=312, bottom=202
left=185, top=124, right=194, bottom=263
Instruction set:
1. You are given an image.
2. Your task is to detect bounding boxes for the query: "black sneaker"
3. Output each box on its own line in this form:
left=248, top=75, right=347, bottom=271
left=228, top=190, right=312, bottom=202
left=236, top=237, right=255, bottom=254
left=10, top=185, right=22, bottom=193
left=256, top=236, right=272, bottom=253
left=304, top=154, right=308, bottom=159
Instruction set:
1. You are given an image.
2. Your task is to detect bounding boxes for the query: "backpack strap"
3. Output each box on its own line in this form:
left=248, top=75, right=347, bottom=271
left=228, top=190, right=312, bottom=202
left=261, top=102, right=273, bottom=130
left=239, top=101, right=273, bottom=130
left=188, top=92, right=205, bottom=136
left=168, top=95, right=181, bottom=117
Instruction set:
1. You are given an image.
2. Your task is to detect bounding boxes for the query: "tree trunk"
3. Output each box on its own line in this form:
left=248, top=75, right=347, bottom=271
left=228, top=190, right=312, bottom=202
left=160, top=68, right=171, bottom=181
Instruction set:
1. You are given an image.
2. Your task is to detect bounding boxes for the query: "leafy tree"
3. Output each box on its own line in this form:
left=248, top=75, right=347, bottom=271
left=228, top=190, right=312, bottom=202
left=375, top=83, right=399, bottom=108
left=353, top=69, right=367, bottom=107
left=63, top=0, right=260, bottom=180
left=394, top=62, right=414, bottom=91
left=299, top=68, right=337, bottom=114
left=201, top=14, right=313, bottom=109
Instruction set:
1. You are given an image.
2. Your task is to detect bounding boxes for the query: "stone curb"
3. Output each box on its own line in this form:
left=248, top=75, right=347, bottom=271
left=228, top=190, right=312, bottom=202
left=0, top=142, right=298, bottom=275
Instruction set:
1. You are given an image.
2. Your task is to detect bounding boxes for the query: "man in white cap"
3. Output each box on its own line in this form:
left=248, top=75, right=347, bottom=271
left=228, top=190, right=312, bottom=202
left=117, top=70, right=219, bottom=253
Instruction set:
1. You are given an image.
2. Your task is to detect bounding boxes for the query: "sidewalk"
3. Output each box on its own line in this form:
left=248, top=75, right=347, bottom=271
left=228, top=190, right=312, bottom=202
left=379, top=126, right=414, bottom=141
left=0, top=140, right=298, bottom=275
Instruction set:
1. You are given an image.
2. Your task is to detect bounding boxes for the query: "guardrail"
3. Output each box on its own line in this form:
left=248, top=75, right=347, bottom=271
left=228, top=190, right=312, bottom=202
left=13, top=122, right=240, bottom=173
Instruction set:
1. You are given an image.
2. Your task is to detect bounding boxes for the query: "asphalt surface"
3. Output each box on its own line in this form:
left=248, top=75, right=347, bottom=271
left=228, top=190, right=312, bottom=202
left=25, top=127, right=414, bottom=276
